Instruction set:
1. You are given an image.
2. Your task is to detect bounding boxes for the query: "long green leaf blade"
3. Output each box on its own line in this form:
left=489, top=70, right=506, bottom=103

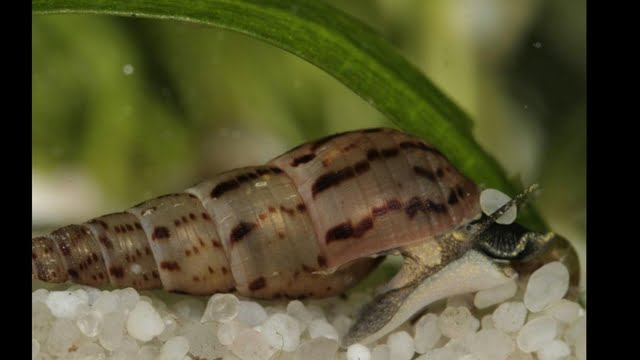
left=32, top=0, right=546, bottom=230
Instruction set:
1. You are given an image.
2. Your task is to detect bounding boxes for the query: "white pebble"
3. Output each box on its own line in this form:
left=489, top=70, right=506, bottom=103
left=306, top=304, right=327, bottom=320
left=111, top=337, right=140, bottom=360
left=158, top=315, right=179, bottom=342
left=45, top=318, right=84, bottom=357
left=183, top=321, right=225, bottom=359
left=387, top=331, right=415, bottom=360
left=474, top=279, right=517, bottom=309
left=127, top=301, right=165, bottom=342
left=173, top=298, right=206, bottom=321
left=287, top=300, right=314, bottom=329
left=32, top=302, right=54, bottom=343
left=469, top=329, right=514, bottom=360
left=563, top=316, right=586, bottom=346
left=524, top=262, right=569, bottom=312
left=492, top=302, right=527, bottom=333
left=371, top=344, right=390, bottom=360
left=444, top=337, right=472, bottom=357
left=218, top=321, right=246, bottom=345
left=237, top=301, right=268, bottom=326
left=438, top=307, right=480, bottom=339
left=138, top=345, right=160, bottom=360
left=160, top=336, right=190, bottom=360
left=261, top=313, right=302, bottom=352
left=114, top=288, right=140, bottom=311
left=536, top=340, right=570, bottom=360
left=414, top=313, right=441, bottom=354
left=98, top=310, right=127, bottom=351
left=308, top=318, right=339, bottom=341
left=230, top=328, right=274, bottom=360
left=347, top=343, right=371, bottom=360
left=76, top=310, right=103, bottom=337
left=92, top=291, right=119, bottom=315
left=543, top=300, right=584, bottom=324
left=32, top=338, right=39, bottom=360
left=480, top=189, right=516, bottom=224
left=294, top=337, right=339, bottom=360
left=517, top=316, right=557, bottom=352
left=332, top=314, right=353, bottom=338
left=32, top=289, right=49, bottom=304
left=73, top=342, right=106, bottom=359
left=415, top=346, right=462, bottom=360
left=202, top=294, right=240, bottom=323
left=46, top=289, right=89, bottom=318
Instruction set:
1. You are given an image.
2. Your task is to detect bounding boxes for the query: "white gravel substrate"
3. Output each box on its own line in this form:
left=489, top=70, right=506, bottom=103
left=32, top=261, right=585, bottom=360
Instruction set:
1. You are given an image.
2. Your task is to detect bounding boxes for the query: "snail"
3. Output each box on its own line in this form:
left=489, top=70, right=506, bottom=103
left=31, top=127, right=580, bottom=345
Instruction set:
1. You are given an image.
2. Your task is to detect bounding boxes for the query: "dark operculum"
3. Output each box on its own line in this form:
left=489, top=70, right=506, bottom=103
left=472, top=220, right=530, bottom=260
left=471, top=215, right=581, bottom=287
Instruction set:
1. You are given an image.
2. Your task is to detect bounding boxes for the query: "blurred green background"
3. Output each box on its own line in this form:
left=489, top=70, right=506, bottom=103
left=32, top=0, right=585, bottom=276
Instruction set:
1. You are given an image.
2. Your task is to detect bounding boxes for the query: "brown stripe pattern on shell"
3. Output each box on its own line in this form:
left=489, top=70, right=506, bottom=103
left=269, top=128, right=480, bottom=268
left=32, top=128, right=479, bottom=298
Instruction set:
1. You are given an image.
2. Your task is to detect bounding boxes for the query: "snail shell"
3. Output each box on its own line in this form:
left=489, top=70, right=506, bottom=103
left=32, top=128, right=480, bottom=298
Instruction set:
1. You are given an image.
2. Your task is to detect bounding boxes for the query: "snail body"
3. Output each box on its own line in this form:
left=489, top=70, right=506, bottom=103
left=32, top=128, right=480, bottom=297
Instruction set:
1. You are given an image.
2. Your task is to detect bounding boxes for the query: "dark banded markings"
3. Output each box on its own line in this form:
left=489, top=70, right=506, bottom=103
left=109, top=266, right=125, bottom=278
left=89, top=219, right=109, bottom=230
left=354, top=160, right=370, bottom=174
left=366, top=147, right=400, bottom=161
left=230, top=222, right=257, bottom=243
left=291, top=153, right=316, bottom=167
left=312, top=159, right=372, bottom=197
left=160, top=261, right=181, bottom=271
left=447, top=190, right=459, bottom=205
left=399, top=141, right=444, bottom=157
left=99, top=236, right=114, bottom=250
left=372, top=198, right=404, bottom=217
left=279, top=205, right=295, bottom=216
left=67, top=269, right=79, bottom=279
left=256, top=168, right=272, bottom=176
left=211, top=179, right=240, bottom=198
left=405, top=196, right=448, bottom=218
left=152, top=226, right=170, bottom=240
left=413, top=166, right=436, bottom=181
left=211, top=168, right=283, bottom=199
left=325, top=216, right=374, bottom=243
left=249, top=276, right=267, bottom=291
left=381, top=148, right=399, bottom=157
left=342, top=143, right=358, bottom=153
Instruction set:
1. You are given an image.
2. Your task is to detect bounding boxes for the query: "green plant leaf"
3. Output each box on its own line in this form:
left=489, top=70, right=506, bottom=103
left=32, top=0, right=546, bottom=230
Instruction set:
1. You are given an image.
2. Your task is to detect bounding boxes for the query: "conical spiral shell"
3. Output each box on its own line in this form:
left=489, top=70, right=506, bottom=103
left=32, top=128, right=480, bottom=298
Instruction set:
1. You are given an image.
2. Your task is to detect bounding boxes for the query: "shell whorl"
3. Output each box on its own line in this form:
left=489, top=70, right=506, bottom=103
left=269, top=128, right=481, bottom=268
left=32, top=128, right=480, bottom=297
